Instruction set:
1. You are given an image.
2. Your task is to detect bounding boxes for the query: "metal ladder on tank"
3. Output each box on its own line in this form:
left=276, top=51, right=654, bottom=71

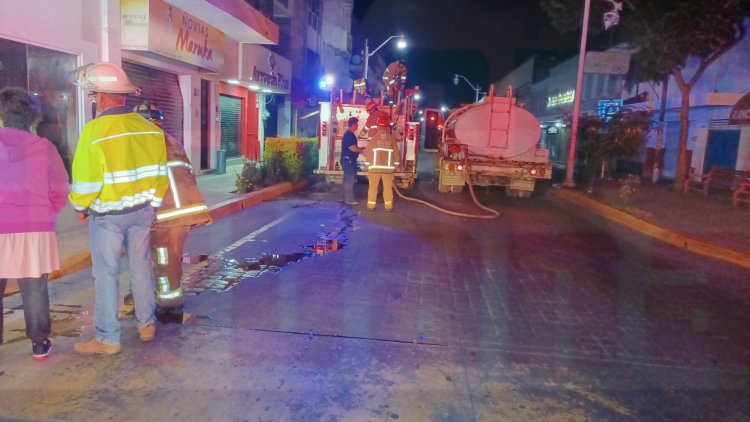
left=486, top=85, right=513, bottom=151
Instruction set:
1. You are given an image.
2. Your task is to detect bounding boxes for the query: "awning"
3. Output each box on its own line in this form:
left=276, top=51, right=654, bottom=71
left=729, top=92, right=750, bottom=125
left=165, top=0, right=278, bottom=45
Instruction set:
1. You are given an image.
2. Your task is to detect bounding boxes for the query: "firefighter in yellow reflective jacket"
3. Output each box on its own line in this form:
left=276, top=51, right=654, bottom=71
left=68, top=62, right=169, bottom=354
left=134, top=102, right=212, bottom=309
left=365, top=114, right=401, bottom=211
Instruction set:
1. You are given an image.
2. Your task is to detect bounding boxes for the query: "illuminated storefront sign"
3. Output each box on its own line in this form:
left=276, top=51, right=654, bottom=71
left=547, top=90, right=575, bottom=108
left=121, top=0, right=225, bottom=72
left=242, top=44, right=291, bottom=94
left=598, top=99, right=622, bottom=122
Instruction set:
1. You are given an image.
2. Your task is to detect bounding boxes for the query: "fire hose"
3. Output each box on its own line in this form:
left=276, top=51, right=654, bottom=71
left=391, top=157, right=500, bottom=219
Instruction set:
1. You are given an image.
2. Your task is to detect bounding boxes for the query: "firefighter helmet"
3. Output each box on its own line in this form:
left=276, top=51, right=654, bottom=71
left=365, top=101, right=379, bottom=113
left=69, top=62, right=141, bottom=94
left=134, top=102, right=165, bottom=124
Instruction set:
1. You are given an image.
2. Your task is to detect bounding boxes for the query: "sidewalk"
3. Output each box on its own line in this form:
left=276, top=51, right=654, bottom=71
left=551, top=178, right=750, bottom=269
left=5, top=163, right=304, bottom=294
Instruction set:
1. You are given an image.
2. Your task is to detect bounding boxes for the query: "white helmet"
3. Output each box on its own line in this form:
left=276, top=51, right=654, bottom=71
left=69, top=62, right=141, bottom=94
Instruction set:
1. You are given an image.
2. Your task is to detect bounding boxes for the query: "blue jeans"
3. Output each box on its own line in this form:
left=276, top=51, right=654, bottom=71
left=342, top=162, right=357, bottom=203
left=0, top=275, right=51, bottom=344
left=89, top=206, right=156, bottom=344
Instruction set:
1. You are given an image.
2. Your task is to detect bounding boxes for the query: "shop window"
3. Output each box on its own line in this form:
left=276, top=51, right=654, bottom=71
left=308, top=0, right=321, bottom=32
left=0, top=38, right=77, bottom=179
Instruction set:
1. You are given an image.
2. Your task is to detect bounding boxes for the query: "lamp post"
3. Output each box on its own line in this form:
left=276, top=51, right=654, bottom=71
left=453, top=74, right=484, bottom=102
left=563, top=0, right=622, bottom=188
left=363, top=34, right=407, bottom=81
left=562, top=0, right=591, bottom=188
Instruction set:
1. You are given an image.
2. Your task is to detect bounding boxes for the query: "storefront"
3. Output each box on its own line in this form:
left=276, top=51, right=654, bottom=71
left=121, top=0, right=225, bottom=170
left=0, top=37, right=79, bottom=179
left=1, top=0, right=279, bottom=173
left=240, top=43, right=292, bottom=159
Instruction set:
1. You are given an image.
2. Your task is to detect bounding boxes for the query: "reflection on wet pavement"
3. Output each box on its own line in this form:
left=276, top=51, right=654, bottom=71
left=181, top=211, right=355, bottom=295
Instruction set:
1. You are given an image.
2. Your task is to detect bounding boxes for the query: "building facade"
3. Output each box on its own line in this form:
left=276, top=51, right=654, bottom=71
left=269, top=0, right=353, bottom=137
left=627, top=21, right=750, bottom=179
left=0, top=0, right=286, bottom=172
left=496, top=25, right=750, bottom=180
left=500, top=48, right=630, bottom=166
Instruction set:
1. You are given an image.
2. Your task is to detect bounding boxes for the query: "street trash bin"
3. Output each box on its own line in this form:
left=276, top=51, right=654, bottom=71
left=216, top=149, right=227, bottom=174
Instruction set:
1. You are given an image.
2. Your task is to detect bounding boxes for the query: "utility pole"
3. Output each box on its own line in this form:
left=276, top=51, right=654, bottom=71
left=562, top=0, right=591, bottom=188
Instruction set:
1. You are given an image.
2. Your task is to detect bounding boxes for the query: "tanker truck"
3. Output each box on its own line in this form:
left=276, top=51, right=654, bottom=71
left=432, top=85, right=551, bottom=197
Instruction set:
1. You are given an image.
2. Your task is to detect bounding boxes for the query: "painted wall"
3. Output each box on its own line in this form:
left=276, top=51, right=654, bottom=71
left=628, top=20, right=750, bottom=176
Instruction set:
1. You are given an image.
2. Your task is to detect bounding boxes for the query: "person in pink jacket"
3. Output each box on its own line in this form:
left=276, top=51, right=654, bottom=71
left=0, top=87, right=69, bottom=361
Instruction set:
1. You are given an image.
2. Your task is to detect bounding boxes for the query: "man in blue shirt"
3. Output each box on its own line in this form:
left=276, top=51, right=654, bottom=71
left=341, top=117, right=363, bottom=205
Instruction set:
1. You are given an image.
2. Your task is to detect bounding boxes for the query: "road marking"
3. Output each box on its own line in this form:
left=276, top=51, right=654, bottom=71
left=214, top=214, right=291, bottom=257
left=181, top=214, right=292, bottom=281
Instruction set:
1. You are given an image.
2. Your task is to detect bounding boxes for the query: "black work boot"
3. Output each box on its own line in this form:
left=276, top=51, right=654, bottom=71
left=32, top=338, right=52, bottom=361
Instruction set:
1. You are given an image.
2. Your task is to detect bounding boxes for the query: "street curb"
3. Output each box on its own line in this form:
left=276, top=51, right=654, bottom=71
left=552, top=188, right=750, bottom=270
left=46, top=179, right=308, bottom=281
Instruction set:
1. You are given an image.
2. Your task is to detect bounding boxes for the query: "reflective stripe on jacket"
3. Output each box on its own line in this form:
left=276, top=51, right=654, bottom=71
left=155, top=132, right=212, bottom=228
left=69, top=112, right=169, bottom=214
left=365, top=129, right=400, bottom=173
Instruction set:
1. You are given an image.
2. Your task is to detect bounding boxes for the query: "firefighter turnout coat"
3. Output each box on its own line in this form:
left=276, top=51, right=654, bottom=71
left=69, top=109, right=169, bottom=214
left=149, top=132, right=212, bottom=308
left=155, top=132, right=212, bottom=228
left=365, top=128, right=400, bottom=173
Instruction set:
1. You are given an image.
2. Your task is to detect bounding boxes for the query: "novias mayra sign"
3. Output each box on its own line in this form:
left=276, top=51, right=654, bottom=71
left=121, top=0, right=225, bottom=72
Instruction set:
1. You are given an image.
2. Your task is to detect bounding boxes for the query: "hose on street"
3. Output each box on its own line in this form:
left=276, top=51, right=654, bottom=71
left=392, top=160, right=500, bottom=219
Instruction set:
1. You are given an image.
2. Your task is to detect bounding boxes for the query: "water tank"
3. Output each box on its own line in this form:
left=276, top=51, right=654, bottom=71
left=447, top=97, right=541, bottom=158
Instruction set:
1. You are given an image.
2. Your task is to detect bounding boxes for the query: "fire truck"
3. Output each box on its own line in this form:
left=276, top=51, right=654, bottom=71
left=428, top=85, right=551, bottom=197
left=313, top=62, right=421, bottom=188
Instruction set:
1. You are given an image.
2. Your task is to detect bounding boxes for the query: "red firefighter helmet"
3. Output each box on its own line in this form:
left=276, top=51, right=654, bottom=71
left=375, top=114, right=390, bottom=127
left=365, top=101, right=379, bottom=114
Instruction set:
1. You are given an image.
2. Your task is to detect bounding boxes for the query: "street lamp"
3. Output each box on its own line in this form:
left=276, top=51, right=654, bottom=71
left=453, top=74, right=484, bottom=102
left=363, top=34, right=407, bottom=81
left=563, top=0, right=623, bottom=188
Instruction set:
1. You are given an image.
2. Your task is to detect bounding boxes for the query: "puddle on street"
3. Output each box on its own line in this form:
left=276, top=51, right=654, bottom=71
left=181, top=211, right=355, bottom=295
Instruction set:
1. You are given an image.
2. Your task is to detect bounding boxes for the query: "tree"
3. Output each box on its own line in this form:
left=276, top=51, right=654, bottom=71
left=576, top=111, right=651, bottom=191
left=540, top=0, right=750, bottom=188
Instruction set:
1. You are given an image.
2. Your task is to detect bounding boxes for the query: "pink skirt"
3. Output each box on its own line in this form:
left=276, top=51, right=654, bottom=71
left=0, top=232, right=60, bottom=279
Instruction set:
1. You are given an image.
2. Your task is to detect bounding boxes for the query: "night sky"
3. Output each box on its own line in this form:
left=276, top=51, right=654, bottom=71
left=352, top=0, right=581, bottom=107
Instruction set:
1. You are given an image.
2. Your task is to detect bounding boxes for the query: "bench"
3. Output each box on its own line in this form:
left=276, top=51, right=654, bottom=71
left=683, top=166, right=750, bottom=196
left=733, top=181, right=750, bottom=208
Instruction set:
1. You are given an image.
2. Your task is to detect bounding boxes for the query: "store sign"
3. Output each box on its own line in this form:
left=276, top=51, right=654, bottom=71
left=584, top=52, right=630, bottom=75
left=547, top=90, right=575, bottom=108
left=242, top=44, right=291, bottom=94
left=598, top=99, right=622, bottom=122
left=121, top=0, right=225, bottom=72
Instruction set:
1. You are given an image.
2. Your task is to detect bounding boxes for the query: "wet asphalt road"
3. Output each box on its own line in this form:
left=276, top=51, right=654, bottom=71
left=0, top=179, right=749, bottom=421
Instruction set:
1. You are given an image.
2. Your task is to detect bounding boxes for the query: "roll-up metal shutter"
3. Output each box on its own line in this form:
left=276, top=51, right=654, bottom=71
left=122, top=61, right=184, bottom=143
left=220, top=94, right=242, bottom=158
